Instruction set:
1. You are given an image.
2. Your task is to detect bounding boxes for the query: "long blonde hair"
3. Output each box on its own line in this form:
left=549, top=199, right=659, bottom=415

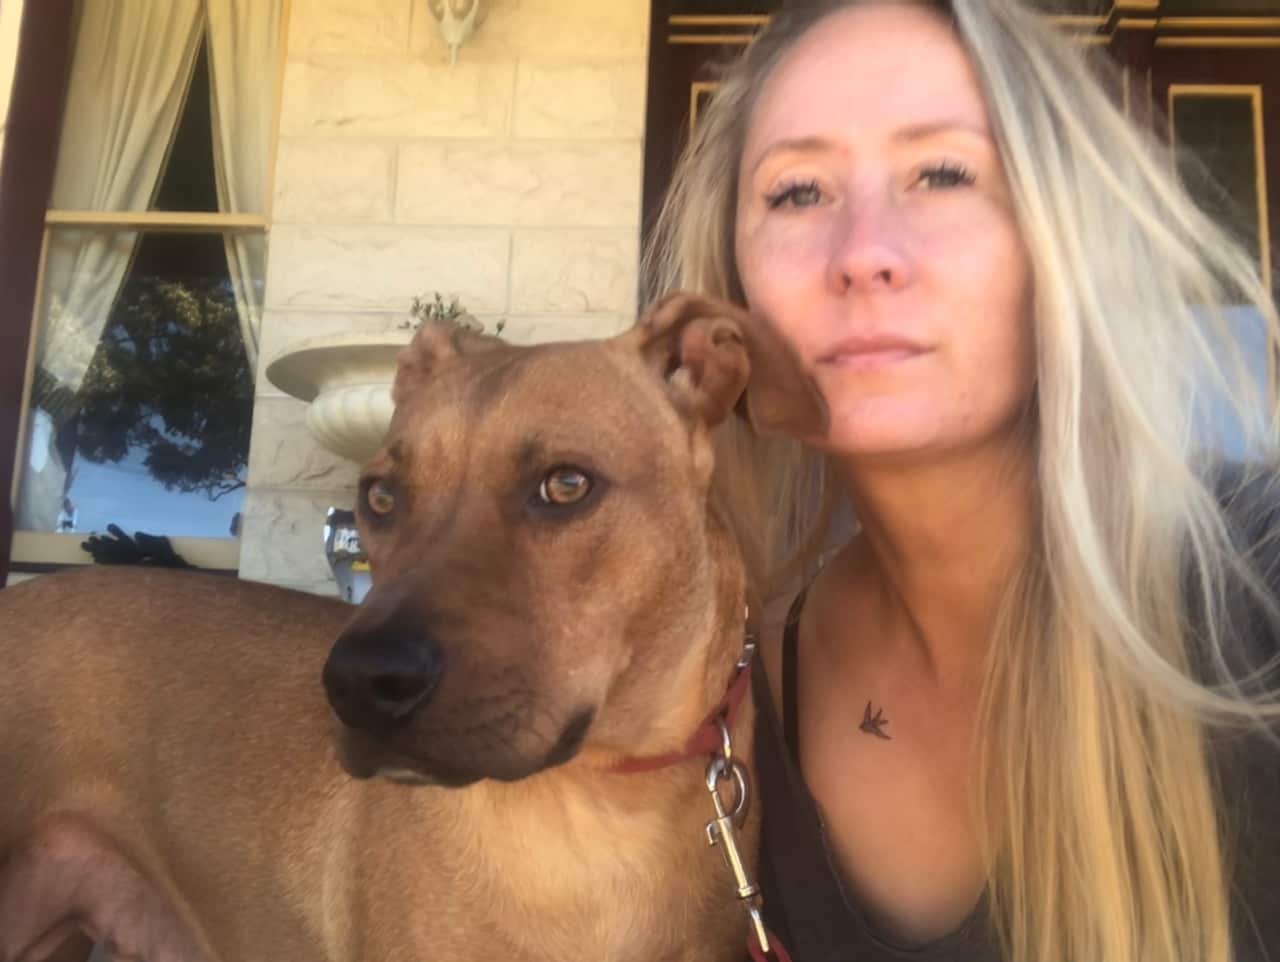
left=643, top=2, right=1280, bottom=960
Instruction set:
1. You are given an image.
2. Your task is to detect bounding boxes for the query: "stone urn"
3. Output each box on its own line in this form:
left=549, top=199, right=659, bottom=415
left=264, top=332, right=412, bottom=464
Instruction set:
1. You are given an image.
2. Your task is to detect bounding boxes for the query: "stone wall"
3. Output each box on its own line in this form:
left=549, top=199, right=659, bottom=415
left=241, top=0, right=649, bottom=594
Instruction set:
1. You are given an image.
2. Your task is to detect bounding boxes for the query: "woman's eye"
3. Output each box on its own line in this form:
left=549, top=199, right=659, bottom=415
left=366, top=480, right=396, bottom=516
left=765, top=180, right=823, bottom=210
left=538, top=467, right=592, bottom=506
left=915, top=162, right=975, bottom=191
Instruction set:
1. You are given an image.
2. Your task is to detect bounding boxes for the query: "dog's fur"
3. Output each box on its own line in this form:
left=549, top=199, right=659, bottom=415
left=0, top=294, right=824, bottom=962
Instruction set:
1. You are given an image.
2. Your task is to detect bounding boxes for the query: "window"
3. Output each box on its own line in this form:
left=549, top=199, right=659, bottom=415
left=1171, top=86, right=1270, bottom=286
left=1169, top=85, right=1275, bottom=459
left=10, top=1, right=283, bottom=571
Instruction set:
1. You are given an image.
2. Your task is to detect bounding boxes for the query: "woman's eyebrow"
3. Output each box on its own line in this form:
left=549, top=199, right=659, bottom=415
left=747, top=121, right=992, bottom=176
left=747, top=136, right=842, bottom=175
left=892, top=119, right=993, bottom=144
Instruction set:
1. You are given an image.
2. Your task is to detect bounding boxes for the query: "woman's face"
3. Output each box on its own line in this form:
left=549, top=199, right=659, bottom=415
left=735, top=3, right=1035, bottom=462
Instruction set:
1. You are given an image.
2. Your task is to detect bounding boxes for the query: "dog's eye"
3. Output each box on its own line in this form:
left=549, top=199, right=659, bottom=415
left=366, top=480, right=396, bottom=516
left=539, top=468, right=591, bottom=506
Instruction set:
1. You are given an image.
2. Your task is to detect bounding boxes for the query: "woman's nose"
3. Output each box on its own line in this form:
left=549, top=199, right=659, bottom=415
left=825, top=194, right=913, bottom=295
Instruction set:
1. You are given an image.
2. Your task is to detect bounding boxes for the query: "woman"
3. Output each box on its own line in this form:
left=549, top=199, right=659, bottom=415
left=643, top=1, right=1280, bottom=960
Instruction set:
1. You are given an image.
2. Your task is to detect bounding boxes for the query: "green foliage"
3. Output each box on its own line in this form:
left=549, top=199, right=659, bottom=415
left=407, top=291, right=506, bottom=337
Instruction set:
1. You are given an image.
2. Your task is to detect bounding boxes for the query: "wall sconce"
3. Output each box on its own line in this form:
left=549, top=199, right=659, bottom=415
left=426, top=0, right=488, bottom=66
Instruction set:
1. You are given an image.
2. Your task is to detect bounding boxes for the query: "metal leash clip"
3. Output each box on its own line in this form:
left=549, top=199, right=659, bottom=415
left=737, top=605, right=758, bottom=670
left=705, top=717, right=772, bottom=958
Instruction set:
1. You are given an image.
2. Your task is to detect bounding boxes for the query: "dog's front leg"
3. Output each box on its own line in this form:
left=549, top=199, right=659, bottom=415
left=0, top=817, right=212, bottom=962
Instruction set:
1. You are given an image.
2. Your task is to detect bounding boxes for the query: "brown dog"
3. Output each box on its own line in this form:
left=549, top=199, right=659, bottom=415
left=0, top=293, right=824, bottom=962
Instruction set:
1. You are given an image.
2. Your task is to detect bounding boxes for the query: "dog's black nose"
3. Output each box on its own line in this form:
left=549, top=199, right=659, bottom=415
left=323, top=629, right=445, bottom=732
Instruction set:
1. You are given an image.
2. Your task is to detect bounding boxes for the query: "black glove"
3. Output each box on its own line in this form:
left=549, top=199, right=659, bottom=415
left=81, top=524, right=195, bottom=569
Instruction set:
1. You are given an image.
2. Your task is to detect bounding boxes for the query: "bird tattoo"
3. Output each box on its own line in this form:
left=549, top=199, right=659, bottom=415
left=860, top=701, right=892, bottom=740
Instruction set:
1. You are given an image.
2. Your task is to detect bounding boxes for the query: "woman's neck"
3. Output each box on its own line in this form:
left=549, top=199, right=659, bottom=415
left=827, top=438, right=1036, bottom=690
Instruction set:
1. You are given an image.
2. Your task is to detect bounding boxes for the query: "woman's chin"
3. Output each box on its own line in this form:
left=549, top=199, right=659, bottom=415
left=814, top=416, right=943, bottom=462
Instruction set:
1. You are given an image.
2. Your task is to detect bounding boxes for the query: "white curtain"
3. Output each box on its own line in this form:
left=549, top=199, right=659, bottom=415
left=18, top=0, right=204, bottom=530
left=41, top=0, right=204, bottom=387
left=206, top=0, right=279, bottom=372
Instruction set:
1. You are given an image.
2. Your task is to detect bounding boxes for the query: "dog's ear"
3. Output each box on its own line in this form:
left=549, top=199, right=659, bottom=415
left=393, top=320, right=505, bottom=406
left=630, top=292, right=827, bottom=438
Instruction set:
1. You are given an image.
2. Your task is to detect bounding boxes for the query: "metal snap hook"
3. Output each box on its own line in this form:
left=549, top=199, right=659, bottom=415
left=705, top=753, right=750, bottom=825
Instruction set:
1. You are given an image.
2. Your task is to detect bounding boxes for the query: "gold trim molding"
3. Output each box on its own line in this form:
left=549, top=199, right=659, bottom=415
left=668, top=15, right=768, bottom=27
left=669, top=33, right=754, bottom=45
left=665, top=7, right=1280, bottom=45
left=1156, top=36, right=1280, bottom=48
left=1047, top=7, right=1280, bottom=42
left=689, top=80, right=720, bottom=132
left=1160, top=17, right=1280, bottom=30
left=1049, top=15, right=1107, bottom=28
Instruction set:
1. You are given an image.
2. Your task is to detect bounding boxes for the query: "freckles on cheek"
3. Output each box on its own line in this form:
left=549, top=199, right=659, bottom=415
left=738, top=222, right=827, bottom=300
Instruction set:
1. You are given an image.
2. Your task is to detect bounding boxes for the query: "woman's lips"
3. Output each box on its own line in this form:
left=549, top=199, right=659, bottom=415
left=818, top=336, right=930, bottom=372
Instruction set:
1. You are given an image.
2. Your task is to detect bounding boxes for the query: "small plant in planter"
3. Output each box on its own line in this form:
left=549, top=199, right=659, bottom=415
left=402, top=292, right=506, bottom=338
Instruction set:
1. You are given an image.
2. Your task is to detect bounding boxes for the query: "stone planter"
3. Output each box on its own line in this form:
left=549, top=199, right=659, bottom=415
left=264, top=332, right=411, bottom=464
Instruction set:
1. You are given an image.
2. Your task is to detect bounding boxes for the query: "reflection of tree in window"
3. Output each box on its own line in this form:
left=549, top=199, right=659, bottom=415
left=75, top=264, right=251, bottom=502
left=56, top=43, right=252, bottom=511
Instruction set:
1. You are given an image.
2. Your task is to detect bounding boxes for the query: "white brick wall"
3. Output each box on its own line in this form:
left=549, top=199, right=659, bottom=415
left=242, top=0, right=649, bottom=592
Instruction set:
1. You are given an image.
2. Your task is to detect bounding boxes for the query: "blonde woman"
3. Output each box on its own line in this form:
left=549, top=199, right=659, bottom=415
left=644, top=1, right=1280, bottom=960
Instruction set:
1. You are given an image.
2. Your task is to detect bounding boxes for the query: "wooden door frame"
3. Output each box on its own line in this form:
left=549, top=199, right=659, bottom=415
left=0, top=0, right=75, bottom=586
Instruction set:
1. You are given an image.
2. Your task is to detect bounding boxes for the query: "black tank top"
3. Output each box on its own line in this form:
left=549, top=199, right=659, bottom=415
left=751, top=591, right=999, bottom=961
left=751, top=530, right=1280, bottom=961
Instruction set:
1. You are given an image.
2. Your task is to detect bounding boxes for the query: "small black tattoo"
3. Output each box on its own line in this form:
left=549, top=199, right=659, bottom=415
left=860, top=701, right=892, bottom=740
